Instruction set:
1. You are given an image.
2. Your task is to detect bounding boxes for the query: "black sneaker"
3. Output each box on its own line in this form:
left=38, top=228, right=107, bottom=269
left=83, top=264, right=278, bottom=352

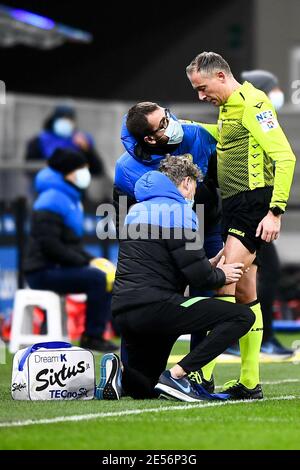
left=188, top=370, right=215, bottom=393
left=222, top=381, right=263, bottom=400
left=80, top=335, right=119, bottom=353
left=96, top=353, right=122, bottom=400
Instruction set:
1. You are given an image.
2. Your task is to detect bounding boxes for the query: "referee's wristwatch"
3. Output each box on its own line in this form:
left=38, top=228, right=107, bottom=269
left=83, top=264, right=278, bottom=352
left=269, top=206, right=284, bottom=216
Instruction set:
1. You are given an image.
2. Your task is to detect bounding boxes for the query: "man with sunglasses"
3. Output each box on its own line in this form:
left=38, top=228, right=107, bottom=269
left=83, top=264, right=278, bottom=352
left=115, top=102, right=221, bottom=244
left=113, top=101, right=223, bottom=392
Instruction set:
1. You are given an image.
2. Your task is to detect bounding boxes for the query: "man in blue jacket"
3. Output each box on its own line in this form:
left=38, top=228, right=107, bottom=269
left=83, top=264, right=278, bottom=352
left=115, top=102, right=221, bottom=249
left=23, top=148, right=118, bottom=353
left=97, top=155, right=255, bottom=402
left=114, top=102, right=222, bottom=389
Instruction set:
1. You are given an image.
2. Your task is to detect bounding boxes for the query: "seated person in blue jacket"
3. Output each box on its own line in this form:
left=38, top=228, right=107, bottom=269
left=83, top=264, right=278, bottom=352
left=23, top=148, right=118, bottom=353
left=114, top=102, right=222, bottom=389
left=25, top=104, right=104, bottom=176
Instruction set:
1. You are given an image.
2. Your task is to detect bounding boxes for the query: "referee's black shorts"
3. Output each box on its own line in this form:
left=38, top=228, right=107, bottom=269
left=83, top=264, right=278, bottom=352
left=222, top=186, right=273, bottom=254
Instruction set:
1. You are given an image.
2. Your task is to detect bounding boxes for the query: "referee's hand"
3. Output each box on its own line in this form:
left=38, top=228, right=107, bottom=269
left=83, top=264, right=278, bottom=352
left=256, top=211, right=281, bottom=242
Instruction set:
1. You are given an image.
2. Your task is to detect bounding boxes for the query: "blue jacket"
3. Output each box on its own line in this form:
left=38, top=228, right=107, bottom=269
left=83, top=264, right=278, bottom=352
left=125, top=170, right=198, bottom=231
left=23, top=167, right=92, bottom=272
left=39, top=130, right=94, bottom=159
left=25, top=130, right=103, bottom=176
left=34, top=167, right=84, bottom=237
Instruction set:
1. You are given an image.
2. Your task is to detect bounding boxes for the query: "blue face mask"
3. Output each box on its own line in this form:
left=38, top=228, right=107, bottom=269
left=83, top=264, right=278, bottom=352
left=74, top=167, right=91, bottom=189
left=53, top=118, right=75, bottom=138
left=164, top=118, right=184, bottom=145
left=185, top=197, right=195, bottom=208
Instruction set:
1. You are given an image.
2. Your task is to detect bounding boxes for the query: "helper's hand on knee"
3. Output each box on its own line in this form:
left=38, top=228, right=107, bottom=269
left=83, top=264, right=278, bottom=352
left=217, top=256, right=244, bottom=285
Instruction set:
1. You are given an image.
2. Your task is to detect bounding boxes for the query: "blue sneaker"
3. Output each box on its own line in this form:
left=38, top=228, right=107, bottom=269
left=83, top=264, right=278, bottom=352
left=155, top=370, right=229, bottom=402
left=261, top=337, right=294, bottom=356
left=96, top=353, right=122, bottom=400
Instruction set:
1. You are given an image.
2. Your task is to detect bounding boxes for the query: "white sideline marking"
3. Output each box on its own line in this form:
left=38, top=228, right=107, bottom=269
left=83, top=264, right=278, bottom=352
left=215, top=378, right=300, bottom=390
left=0, top=395, right=296, bottom=429
left=261, top=379, right=300, bottom=385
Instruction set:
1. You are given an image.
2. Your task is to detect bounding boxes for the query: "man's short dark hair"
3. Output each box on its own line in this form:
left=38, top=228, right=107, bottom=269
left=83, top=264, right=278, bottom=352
left=159, top=154, right=202, bottom=187
left=186, top=51, right=232, bottom=77
left=126, top=102, right=159, bottom=140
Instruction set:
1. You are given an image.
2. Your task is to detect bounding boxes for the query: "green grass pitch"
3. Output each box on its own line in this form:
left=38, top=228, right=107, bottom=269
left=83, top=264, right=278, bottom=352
left=1, top=334, right=300, bottom=450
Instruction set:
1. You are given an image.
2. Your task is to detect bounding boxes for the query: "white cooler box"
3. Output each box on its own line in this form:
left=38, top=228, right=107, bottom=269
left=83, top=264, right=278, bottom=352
left=11, top=341, right=95, bottom=400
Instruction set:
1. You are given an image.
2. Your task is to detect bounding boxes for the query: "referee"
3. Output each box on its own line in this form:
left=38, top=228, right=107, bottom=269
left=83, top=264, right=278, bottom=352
left=186, top=51, right=296, bottom=399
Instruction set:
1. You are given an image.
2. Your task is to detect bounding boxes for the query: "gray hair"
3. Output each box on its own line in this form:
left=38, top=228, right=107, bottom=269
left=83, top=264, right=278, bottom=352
left=186, top=51, right=232, bottom=77
left=159, top=154, right=203, bottom=187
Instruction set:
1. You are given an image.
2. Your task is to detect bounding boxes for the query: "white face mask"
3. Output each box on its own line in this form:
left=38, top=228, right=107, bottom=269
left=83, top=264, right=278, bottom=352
left=74, top=167, right=91, bottom=189
left=268, top=90, right=285, bottom=110
left=53, top=118, right=75, bottom=138
left=164, top=118, right=184, bottom=145
left=185, top=197, right=194, bottom=208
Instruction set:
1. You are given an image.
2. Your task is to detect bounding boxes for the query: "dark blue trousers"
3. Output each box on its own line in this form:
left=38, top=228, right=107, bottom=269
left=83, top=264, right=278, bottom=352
left=26, top=266, right=111, bottom=338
